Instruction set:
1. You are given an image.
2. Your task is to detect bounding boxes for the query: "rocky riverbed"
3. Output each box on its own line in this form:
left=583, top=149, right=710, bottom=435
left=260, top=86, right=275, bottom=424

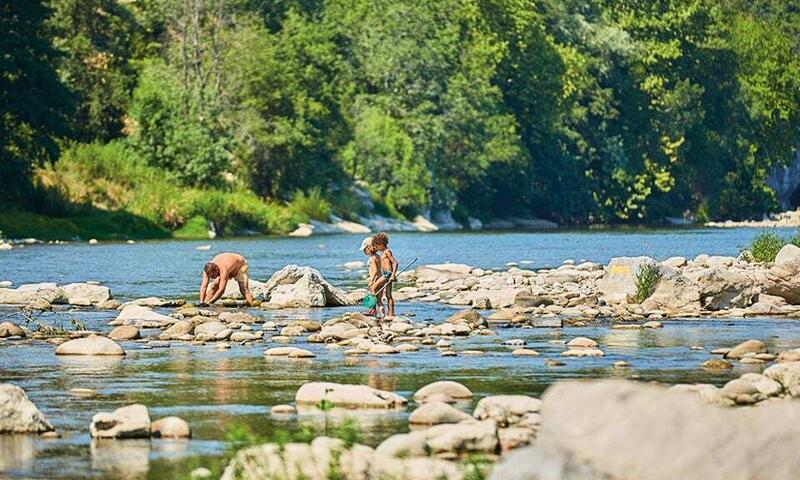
left=2, top=250, right=800, bottom=479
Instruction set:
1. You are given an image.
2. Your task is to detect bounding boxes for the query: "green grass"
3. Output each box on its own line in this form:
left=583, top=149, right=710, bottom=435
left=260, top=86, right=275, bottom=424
left=746, top=230, right=792, bottom=263
left=174, top=215, right=211, bottom=239
left=0, top=209, right=170, bottom=241
left=0, top=211, right=82, bottom=240
left=632, top=262, right=661, bottom=303
left=16, top=141, right=306, bottom=240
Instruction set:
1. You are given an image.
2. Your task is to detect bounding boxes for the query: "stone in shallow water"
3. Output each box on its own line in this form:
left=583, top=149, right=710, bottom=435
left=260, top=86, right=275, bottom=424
left=414, top=381, right=473, bottom=402
left=70, top=388, right=97, bottom=397
left=0, top=383, right=54, bottom=433
left=151, top=416, right=191, bottom=438
left=561, top=348, right=604, bottom=357
left=55, top=335, right=125, bottom=356
left=0, top=322, right=24, bottom=338
left=295, top=382, right=407, bottom=409
left=108, top=325, right=140, bottom=341
left=90, top=404, right=150, bottom=438
left=702, top=359, right=733, bottom=370
left=512, top=348, right=539, bottom=356
left=724, top=339, right=768, bottom=359
left=567, top=337, right=597, bottom=348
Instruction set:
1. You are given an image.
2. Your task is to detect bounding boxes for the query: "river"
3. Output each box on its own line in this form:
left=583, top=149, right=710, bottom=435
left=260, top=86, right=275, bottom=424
left=0, top=227, right=798, bottom=479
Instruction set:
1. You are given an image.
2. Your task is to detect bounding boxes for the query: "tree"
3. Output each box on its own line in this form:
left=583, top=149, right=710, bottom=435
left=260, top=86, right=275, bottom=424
left=0, top=0, right=74, bottom=205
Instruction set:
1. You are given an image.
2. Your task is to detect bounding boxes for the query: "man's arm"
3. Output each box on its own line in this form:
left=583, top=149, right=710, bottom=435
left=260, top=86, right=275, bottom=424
left=207, top=269, right=230, bottom=304
left=199, top=271, right=209, bottom=303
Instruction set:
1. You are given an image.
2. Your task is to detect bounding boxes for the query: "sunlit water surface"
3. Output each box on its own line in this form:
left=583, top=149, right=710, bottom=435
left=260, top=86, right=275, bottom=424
left=1, top=228, right=799, bottom=479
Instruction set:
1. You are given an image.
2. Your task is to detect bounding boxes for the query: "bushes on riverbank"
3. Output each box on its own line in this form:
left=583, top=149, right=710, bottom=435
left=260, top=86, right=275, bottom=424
left=20, top=142, right=307, bottom=239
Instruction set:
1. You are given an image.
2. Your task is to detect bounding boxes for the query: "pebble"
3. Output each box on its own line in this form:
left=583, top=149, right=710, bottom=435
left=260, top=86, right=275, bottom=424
left=503, top=339, right=526, bottom=347
left=40, top=431, right=61, bottom=439
left=440, top=351, right=457, bottom=357
left=613, top=361, right=629, bottom=369
left=702, top=359, right=733, bottom=370
left=512, top=349, right=540, bottom=356
left=461, top=350, right=485, bottom=356
left=545, top=359, right=565, bottom=367
left=215, top=342, right=231, bottom=350
left=70, top=388, right=97, bottom=397
left=271, top=404, right=297, bottom=415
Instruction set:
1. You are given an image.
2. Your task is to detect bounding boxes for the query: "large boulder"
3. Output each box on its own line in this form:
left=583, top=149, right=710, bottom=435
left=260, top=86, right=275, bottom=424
left=55, top=335, right=125, bottom=356
left=0, top=384, right=54, bottom=433
left=596, top=257, right=653, bottom=304
left=90, top=404, right=150, bottom=438
left=262, top=265, right=353, bottom=308
left=642, top=267, right=757, bottom=314
left=0, top=284, right=67, bottom=305
left=61, top=283, right=111, bottom=306
left=0, top=322, right=24, bottom=338
left=763, top=245, right=800, bottom=304
left=490, top=380, right=800, bottom=480
left=295, top=382, right=407, bottom=409
left=115, top=305, right=175, bottom=326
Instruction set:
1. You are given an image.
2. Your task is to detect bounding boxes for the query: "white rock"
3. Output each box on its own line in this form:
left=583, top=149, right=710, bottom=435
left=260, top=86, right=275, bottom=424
left=90, top=404, right=150, bottom=438
left=295, top=382, right=407, bottom=409
left=55, top=335, right=125, bottom=356
left=0, top=384, right=53, bottom=433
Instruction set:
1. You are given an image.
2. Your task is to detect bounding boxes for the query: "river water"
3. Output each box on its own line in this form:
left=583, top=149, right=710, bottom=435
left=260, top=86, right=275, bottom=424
left=1, top=228, right=799, bottom=479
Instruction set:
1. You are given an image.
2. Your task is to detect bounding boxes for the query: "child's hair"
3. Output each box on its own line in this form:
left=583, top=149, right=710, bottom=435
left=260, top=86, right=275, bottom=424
left=373, top=231, right=389, bottom=248
left=365, top=243, right=378, bottom=255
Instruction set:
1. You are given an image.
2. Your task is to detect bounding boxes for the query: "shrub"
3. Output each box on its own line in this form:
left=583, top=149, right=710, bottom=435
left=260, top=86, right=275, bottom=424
left=747, top=231, right=787, bottom=263
left=289, top=187, right=331, bottom=222
left=632, top=262, right=661, bottom=303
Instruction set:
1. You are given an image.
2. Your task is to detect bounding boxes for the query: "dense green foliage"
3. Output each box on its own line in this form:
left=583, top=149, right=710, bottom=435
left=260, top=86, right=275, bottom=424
left=2, top=0, right=800, bottom=236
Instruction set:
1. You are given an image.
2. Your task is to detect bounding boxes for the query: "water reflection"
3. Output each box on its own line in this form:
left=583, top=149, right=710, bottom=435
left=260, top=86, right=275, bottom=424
left=91, top=439, right=151, bottom=480
left=0, top=435, right=36, bottom=472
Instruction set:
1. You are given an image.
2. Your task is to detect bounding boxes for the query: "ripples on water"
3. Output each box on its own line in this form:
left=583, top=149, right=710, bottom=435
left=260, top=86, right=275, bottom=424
left=1, top=229, right=799, bottom=479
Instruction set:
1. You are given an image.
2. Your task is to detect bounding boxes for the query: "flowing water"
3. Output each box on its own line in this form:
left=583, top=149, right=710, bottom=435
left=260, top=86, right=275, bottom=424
left=1, top=228, right=799, bottom=479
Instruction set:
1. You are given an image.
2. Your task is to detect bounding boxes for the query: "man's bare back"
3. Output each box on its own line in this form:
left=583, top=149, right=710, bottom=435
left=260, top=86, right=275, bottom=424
left=199, top=252, right=254, bottom=305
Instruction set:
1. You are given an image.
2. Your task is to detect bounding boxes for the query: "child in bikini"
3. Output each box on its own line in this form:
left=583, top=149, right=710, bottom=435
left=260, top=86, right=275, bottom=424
left=360, top=237, right=385, bottom=317
left=372, top=232, right=398, bottom=317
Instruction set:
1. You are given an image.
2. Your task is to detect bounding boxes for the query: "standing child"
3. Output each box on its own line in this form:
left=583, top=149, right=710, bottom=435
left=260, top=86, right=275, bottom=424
left=372, top=232, right=398, bottom=317
left=360, top=237, right=385, bottom=317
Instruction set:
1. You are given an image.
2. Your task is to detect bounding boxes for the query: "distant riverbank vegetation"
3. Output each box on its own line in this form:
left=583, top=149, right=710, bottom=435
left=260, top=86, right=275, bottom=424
left=2, top=0, right=799, bottom=239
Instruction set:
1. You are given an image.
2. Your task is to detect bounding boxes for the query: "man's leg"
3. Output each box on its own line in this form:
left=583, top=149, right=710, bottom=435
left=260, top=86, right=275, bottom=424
left=237, top=274, right=254, bottom=306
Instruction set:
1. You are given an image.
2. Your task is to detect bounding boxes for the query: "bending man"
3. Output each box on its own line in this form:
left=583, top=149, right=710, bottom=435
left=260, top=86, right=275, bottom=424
left=199, top=252, right=254, bottom=306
